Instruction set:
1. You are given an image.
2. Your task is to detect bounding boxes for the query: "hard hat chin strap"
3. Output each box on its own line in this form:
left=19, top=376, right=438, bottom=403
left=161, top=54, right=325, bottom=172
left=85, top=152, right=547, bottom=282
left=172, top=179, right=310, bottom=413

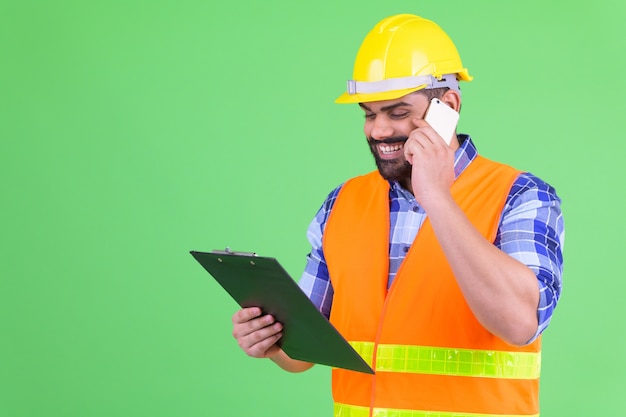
left=347, top=73, right=460, bottom=96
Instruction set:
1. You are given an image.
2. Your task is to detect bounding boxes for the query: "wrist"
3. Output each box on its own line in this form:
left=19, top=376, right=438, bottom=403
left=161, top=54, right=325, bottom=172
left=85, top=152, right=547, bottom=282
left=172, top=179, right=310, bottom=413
left=417, top=189, right=454, bottom=215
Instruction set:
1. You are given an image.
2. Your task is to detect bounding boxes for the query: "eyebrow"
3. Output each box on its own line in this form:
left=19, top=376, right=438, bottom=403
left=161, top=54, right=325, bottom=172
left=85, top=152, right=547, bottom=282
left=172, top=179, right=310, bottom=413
left=359, top=102, right=413, bottom=112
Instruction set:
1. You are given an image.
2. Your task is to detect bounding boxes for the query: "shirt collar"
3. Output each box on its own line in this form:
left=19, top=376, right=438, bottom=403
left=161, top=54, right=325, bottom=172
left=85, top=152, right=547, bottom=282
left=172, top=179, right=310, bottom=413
left=453, top=134, right=478, bottom=179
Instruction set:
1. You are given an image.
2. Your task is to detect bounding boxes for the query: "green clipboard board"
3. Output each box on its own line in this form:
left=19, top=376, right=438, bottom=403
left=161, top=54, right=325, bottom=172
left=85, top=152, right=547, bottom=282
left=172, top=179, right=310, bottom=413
left=190, top=249, right=374, bottom=374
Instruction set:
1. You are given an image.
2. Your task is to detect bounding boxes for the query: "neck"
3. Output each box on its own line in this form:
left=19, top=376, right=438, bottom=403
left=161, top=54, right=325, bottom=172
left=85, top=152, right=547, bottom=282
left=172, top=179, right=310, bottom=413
left=399, top=178, right=413, bottom=195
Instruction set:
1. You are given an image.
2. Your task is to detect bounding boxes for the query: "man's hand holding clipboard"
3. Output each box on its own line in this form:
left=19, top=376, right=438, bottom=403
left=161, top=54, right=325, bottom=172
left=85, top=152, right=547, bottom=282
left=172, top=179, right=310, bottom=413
left=190, top=249, right=374, bottom=374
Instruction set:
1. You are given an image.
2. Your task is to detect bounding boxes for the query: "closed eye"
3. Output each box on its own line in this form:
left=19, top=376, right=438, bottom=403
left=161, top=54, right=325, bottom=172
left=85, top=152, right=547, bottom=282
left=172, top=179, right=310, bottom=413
left=389, top=112, right=410, bottom=119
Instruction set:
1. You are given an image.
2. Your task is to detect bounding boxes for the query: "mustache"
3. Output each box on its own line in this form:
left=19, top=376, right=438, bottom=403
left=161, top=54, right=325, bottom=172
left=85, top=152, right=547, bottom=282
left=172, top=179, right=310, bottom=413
left=367, top=135, right=409, bottom=146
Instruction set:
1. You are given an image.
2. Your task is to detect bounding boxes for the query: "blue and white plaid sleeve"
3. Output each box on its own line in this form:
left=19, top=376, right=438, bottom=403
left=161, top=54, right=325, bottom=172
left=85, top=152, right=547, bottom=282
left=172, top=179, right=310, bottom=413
left=297, top=185, right=342, bottom=319
left=495, top=172, right=565, bottom=342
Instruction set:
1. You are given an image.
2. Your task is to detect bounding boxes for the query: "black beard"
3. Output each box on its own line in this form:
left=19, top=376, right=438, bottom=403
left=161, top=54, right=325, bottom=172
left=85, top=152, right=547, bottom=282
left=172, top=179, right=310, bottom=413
left=367, top=136, right=412, bottom=182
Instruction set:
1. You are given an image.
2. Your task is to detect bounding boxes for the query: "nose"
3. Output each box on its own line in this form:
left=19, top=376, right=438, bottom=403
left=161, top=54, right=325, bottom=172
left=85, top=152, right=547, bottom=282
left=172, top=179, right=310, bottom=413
left=370, top=117, right=394, bottom=140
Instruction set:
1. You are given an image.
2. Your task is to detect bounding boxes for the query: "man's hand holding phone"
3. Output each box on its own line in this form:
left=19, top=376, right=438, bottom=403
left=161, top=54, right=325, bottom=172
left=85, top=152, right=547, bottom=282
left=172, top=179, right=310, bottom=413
left=423, top=97, right=459, bottom=145
left=403, top=98, right=459, bottom=210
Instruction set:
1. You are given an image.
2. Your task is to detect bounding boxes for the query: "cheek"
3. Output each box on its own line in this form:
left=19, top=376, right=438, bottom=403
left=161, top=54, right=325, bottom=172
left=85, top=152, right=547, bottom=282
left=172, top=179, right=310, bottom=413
left=363, top=120, right=373, bottom=137
left=397, top=119, right=416, bottom=136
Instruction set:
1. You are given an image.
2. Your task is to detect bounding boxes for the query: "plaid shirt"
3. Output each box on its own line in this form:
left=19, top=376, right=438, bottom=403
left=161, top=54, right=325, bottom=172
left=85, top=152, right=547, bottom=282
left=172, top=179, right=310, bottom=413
left=298, top=135, right=564, bottom=343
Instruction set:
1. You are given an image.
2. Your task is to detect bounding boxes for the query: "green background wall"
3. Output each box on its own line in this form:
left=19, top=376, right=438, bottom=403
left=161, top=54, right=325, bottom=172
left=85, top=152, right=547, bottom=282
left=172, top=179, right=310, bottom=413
left=2, top=0, right=624, bottom=415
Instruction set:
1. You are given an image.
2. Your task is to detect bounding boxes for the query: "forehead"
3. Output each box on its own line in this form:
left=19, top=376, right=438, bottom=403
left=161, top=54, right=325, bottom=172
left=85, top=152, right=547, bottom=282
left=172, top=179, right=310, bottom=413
left=359, top=92, right=429, bottom=111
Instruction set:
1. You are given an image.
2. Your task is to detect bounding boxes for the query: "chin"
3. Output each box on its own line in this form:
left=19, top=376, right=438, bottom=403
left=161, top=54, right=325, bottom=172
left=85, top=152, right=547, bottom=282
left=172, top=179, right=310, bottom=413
left=375, top=158, right=412, bottom=182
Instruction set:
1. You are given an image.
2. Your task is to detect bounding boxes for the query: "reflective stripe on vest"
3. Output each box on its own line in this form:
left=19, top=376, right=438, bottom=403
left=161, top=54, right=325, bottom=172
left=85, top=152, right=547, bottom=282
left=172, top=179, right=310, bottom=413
left=334, top=402, right=539, bottom=417
left=350, top=341, right=541, bottom=379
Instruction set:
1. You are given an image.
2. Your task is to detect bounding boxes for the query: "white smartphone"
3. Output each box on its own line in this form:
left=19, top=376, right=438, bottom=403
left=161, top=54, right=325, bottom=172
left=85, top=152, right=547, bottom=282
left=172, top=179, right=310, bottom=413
left=424, top=98, right=459, bottom=145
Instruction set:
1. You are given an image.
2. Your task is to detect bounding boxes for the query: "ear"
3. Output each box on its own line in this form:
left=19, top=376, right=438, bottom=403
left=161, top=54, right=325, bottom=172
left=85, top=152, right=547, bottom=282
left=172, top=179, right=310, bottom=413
left=441, top=89, right=462, bottom=112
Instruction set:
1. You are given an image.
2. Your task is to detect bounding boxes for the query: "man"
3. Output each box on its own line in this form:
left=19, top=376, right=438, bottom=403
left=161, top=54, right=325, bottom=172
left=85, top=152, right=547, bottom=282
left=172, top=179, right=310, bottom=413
left=232, top=14, right=564, bottom=417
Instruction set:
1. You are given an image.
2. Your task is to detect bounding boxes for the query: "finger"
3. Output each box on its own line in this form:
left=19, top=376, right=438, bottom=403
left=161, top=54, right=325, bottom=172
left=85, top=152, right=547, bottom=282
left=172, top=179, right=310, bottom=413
left=239, top=321, right=283, bottom=354
left=233, top=313, right=276, bottom=339
left=406, top=129, right=432, bottom=153
left=412, top=118, right=430, bottom=129
left=413, top=116, right=452, bottom=145
left=404, top=136, right=425, bottom=164
left=232, top=307, right=262, bottom=324
left=244, top=330, right=283, bottom=358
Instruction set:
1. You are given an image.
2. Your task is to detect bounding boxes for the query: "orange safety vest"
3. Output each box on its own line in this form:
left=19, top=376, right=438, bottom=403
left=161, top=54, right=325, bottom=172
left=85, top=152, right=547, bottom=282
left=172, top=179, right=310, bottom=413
left=323, top=156, right=541, bottom=417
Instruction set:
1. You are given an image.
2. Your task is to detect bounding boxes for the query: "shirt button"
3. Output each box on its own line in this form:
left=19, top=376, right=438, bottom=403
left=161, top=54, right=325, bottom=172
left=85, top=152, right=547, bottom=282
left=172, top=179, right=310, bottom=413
left=412, top=206, right=419, bottom=212
left=404, top=246, right=410, bottom=253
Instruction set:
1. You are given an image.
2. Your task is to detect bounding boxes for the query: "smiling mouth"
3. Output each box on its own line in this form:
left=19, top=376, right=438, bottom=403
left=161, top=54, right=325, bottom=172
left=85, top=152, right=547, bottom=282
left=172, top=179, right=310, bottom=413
left=378, top=143, right=403, bottom=155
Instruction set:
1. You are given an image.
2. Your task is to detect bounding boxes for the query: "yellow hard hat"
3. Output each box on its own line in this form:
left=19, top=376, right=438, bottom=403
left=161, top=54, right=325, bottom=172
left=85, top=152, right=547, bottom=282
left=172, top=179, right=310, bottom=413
left=336, top=14, right=473, bottom=104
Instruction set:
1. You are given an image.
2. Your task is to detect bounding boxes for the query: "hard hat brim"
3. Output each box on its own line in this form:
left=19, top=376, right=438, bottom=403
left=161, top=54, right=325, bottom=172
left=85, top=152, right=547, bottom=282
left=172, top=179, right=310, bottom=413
left=335, top=85, right=428, bottom=104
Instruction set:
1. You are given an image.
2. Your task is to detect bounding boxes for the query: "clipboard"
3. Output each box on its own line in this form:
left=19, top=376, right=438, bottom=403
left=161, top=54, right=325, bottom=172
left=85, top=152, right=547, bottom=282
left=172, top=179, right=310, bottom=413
left=190, top=249, right=374, bottom=374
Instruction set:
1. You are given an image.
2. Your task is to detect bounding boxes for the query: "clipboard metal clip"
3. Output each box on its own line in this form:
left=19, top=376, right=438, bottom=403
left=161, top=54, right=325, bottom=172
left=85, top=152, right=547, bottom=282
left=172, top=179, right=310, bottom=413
left=211, top=247, right=258, bottom=257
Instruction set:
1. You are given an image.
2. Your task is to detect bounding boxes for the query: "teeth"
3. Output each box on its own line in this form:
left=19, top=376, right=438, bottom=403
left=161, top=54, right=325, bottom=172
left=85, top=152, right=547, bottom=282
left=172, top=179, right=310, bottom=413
left=379, top=144, right=403, bottom=154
